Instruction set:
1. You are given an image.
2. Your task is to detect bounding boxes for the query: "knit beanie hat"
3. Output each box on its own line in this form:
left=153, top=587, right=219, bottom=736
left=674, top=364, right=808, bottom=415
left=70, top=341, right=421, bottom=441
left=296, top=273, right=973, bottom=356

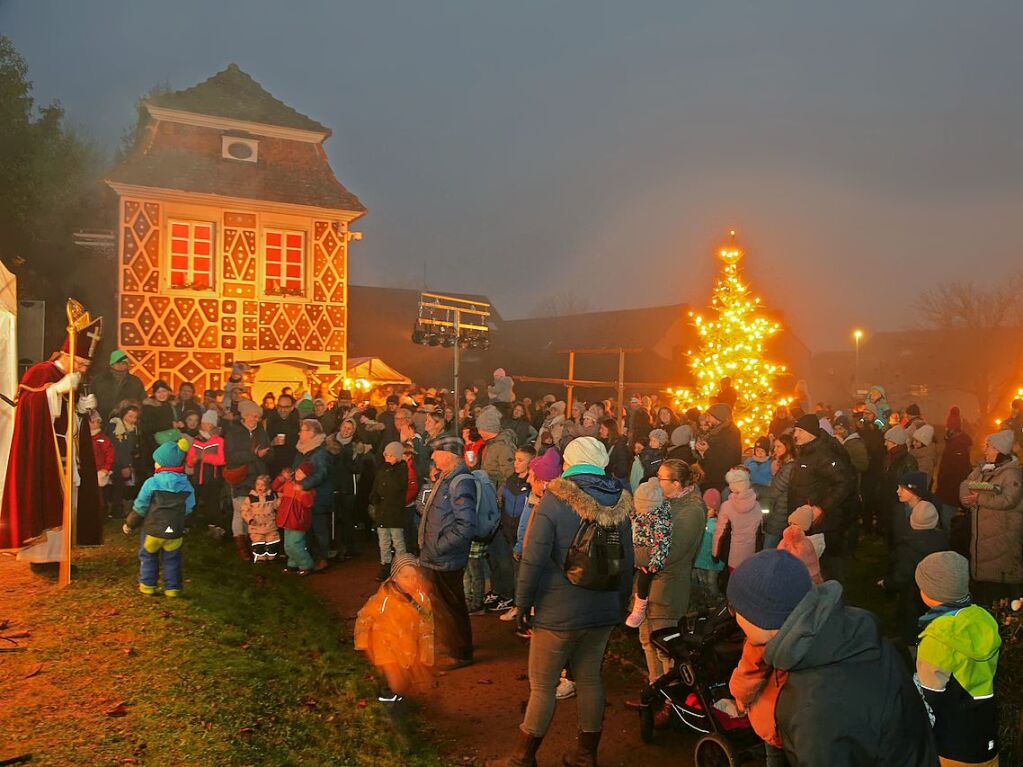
left=703, top=488, right=720, bottom=513
left=794, top=413, right=821, bottom=438
left=725, top=467, right=751, bottom=494
left=754, top=436, right=771, bottom=454
left=727, top=549, right=813, bottom=630
left=898, top=471, right=930, bottom=497
left=562, top=436, right=609, bottom=469
left=671, top=424, right=693, bottom=447
left=390, top=552, right=420, bottom=578
left=910, top=501, right=939, bottom=531
left=946, top=406, right=962, bottom=432
left=649, top=429, right=669, bottom=447
left=383, top=441, right=404, bottom=460
left=296, top=460, right=315, bottom=477
left=153, top=437, right=189, bottom=468
left=788, top=505, right=814, bottom=532
left=707, top=403, right=732, bottom=424
left=913, top=423, right=935, bottom=446
left=884, top=425, right=907, bottom=446
left=529, top=448, right=563, bottom=481
left=915, top=551, right=969, bottom=604
left=582, top=410, right=598, bottom=424
left=986, top=430, right=1015, bottom=457
left=201, top=409, right=219, bottom=428
left=151, top=379, right=171, bottom=396
left=238, top=399, right=262, bottom=419
left=428, top=435, right=465, bottom=455
left=634, top=478, right=664, bottom=515
left=476, top=405, right=503, bottom=434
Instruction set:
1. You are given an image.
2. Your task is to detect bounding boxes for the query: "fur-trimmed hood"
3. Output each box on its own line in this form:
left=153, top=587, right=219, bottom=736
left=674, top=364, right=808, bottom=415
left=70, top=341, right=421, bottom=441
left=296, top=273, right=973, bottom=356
left=547, top=476, right=631, bottom=526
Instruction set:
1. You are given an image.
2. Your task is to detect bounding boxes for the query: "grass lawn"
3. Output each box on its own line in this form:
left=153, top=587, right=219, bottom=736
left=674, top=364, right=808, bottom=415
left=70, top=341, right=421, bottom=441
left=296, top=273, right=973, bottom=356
left=0, top=520, right=446, bottom=767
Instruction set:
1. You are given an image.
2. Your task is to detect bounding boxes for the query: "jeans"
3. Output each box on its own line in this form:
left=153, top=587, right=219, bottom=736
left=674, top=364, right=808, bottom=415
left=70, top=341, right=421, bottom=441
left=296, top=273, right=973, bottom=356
left=283, top=528, right=314, bottom=570
left=424, top=567, right=473, bottom=661
left=762, top=532, right=781, bottom=550
left=488, top=530, right=515, bottom=600
left=139, top=533, right=183, bottom=591
left=376, top=526, right=407, bottom=564
left=522, top=625, right=615, bottom=736
left=335, top=492, right=356, bottom=555
left=464, top=545, right=487, bottom=611
left=309, top=509, right=332, bottom=561
left=404, top=504, right=420, bottom=555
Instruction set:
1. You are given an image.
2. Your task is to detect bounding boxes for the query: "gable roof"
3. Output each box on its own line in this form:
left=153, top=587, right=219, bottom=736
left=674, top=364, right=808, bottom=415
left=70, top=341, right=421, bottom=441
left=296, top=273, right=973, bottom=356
left=148, top=64, right=329, bottom=134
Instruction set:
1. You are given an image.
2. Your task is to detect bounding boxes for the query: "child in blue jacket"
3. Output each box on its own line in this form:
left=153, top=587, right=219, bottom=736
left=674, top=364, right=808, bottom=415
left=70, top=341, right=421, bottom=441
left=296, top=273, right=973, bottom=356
left=123, top=438, right=196, bottom=597
left=743, top=436, right=774, bottom=491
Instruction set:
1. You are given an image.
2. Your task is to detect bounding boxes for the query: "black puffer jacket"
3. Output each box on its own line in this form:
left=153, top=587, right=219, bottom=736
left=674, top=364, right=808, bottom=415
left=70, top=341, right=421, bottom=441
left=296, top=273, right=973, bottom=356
left=883, top=524, right=950, bottom=646
left=786, top=435, right=855, bottom=533
left=369, top=459, right=409, bottom=529
left=764, top=582, right=939, bottom=767
left=699, top=421, right=742, bottom=491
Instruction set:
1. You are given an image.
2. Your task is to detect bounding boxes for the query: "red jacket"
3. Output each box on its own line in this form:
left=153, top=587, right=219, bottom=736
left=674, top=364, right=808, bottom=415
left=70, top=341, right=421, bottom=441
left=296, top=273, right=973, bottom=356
left=186, top=433, right=226, bottom=485
left=405, top=457, right=420, bottom=506
left=91, top=430, right=115, bottom=473
left=729, top=640, right=787, bottom=748
left=272, top=474, right=313, bottom=532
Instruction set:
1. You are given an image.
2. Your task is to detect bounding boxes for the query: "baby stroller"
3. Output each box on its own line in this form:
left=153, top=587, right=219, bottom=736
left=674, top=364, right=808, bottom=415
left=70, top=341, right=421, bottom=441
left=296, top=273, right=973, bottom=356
left=636, top=605, right=763, bottom=767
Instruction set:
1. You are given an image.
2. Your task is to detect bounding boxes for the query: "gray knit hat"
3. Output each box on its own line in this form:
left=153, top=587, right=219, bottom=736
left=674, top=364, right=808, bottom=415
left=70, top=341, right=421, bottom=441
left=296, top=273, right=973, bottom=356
left=915, top=551, right=969, bottom=604
left=383, top=441, right=404, bottom=460
left=633, top=478, right=664, bottom=515
left=909, top=501, right=939, bottom=531
left=649, top=429, right=669, bottom=447
left=390, top=553, right=420, bottom=578
left=476, top=405, right=503, bottom=434
left=671, top=424, right=693, bottom=447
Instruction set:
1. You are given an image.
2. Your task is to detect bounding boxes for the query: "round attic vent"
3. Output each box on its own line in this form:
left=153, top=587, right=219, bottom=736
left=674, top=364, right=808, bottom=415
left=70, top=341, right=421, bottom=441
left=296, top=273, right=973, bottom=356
left=226, top=140, right=254, bottom=160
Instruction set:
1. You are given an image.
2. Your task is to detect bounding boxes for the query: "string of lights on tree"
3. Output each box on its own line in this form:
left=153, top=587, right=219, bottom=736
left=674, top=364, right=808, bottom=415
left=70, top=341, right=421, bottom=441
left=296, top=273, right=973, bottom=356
left=670, top=232, right=790, bottom=444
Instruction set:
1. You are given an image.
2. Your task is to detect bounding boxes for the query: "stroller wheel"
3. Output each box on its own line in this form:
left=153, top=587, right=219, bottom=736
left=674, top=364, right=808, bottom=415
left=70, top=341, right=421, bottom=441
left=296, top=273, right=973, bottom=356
left=638, top=705, right=654, bottom=743
left=694, top=734, right=738, bottom=767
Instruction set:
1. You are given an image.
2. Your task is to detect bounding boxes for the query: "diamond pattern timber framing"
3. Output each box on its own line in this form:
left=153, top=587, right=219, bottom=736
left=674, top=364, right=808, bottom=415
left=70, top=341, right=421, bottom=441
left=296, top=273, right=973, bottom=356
left=117, top=200, right=348, bottom=392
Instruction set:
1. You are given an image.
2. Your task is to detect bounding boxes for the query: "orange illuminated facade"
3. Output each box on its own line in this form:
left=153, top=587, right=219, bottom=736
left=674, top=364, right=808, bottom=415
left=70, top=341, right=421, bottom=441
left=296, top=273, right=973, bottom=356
left=105, top=64, right=365, bottom=392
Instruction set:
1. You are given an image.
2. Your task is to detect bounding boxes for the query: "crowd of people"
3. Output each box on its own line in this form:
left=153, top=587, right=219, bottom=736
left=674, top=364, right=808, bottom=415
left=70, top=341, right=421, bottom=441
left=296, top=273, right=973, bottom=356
left=95, top=349, right=1022, bottom=767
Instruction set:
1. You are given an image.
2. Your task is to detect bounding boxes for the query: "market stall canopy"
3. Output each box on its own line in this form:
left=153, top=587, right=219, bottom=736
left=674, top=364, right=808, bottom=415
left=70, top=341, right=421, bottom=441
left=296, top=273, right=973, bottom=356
left=346, top=357, right=411, bottom=387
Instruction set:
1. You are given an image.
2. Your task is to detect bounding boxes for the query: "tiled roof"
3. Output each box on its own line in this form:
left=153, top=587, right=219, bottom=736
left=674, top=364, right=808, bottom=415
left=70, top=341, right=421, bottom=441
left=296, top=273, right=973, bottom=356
left=148, top=64, right=329, bottom=134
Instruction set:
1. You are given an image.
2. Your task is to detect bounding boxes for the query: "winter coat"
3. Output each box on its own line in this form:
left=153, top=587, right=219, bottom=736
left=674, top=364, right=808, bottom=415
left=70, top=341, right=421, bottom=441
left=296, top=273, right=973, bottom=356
left=743, top=456, right=773, bottom=488
left=506, top=417, right=536, bottom=449
left=487, top=375, right=514, bottom=404
left=880, top=445, right=918, bottom=518
left=841, top=432, right=870, bottom=475
left=935, top=430, right=972, bottom=507
left=140, top=398, right=178, bottom=459
left=962, top=456, right=1023, bottom=584
left=481, top=429, right=517, bottom=494
left=125, top=468, right=196, bottom=539
left=92, top=369, right=146, bottom=421
left=764, top=582, right=939, bottom=767
left=778, top=525, right=822, bottom=584
left=418, top=462, right=476, bottom=572
left=730, top=640, right=787, bottom=748
left=185, top=432, right=225, bottom=485
left=272, top=476, right=313, bottom=532
left=108, top=417, right=141, bottom=475
left=355, top=578, right=434, bottom=676
left=694, top=517, right=725, bottom=572
left=223, top=421, right=272, bottom=497
left=787, top=436, right=856, bottom=533
left=665, top=442, right=696, bottom=464
left=500, top=473, right=530, bottom=544
left=292, top=441, right=334, bottom=513
left=370, top=460, right=409, bottom=528
left=241, top=490, right=279, bottom=536
left=631, top=501, right=673, bottom=574
left=515, top=473, right=634, bottom=631
left=713, top=487, right=761, bottom=569
left=916, top=604, right=1001, bottom=764
left=638, top=446, right=665, bottom=481
left=604, top=437, right=632, bottom=482
left=910, top=441, right=938, bottom=480
left=698, top=420, right=742, bottom=491
left=647, top=488, right=705, bottom=621
left=883, top=525, right=950, bottom=646
left=761, top=460, right=795, bottom=537
left=91, top=431, right=114, bottom=473
left=265, top=410, right=300, bottom=477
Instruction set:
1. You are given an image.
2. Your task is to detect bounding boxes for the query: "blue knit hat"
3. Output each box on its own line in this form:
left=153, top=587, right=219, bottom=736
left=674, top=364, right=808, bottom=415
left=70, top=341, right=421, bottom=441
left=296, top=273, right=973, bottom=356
left=727, top=549, right=813, bottom=630
left=898, top=471, right=930, bottom=497
left=153, top=438, right=189, bottom=468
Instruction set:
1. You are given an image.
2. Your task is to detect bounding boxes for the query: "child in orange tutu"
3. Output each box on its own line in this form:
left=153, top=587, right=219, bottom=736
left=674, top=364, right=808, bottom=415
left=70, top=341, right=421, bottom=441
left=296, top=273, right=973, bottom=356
left=355, top=553, right=435, bottom=703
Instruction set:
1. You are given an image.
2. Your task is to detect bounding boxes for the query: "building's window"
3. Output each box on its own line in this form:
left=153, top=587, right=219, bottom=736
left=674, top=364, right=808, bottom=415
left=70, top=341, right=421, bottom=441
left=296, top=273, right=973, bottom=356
left=169, top=220, right=215, bottom=289
left=909, top=384, right=929, bottom=398
left=264, top=229, right=305, bottom=295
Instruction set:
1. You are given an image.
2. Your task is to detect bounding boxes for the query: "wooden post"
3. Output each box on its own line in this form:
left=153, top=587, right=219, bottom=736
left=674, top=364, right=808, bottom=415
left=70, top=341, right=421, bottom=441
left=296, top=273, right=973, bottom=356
left=59, top=301, right=77, bottom=588
left=616, top=348, right=626, bottom=429
left=566, top=351, right=575, bottom=413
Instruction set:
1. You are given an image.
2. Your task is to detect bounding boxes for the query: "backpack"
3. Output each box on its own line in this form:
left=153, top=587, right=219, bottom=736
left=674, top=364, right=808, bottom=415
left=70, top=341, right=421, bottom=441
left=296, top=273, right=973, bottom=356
left=451, top=470, right=502, bottom=542
left=564, top=517, right=626, bottom=591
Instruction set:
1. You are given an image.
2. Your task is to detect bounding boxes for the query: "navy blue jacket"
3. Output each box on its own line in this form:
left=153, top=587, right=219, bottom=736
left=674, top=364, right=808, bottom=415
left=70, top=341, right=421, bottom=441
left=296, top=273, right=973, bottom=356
left=516, top=472, right=634, bottom=631
left=418, top=462, right=476, bottom=571
left=292, top=443, right=334, bottom=513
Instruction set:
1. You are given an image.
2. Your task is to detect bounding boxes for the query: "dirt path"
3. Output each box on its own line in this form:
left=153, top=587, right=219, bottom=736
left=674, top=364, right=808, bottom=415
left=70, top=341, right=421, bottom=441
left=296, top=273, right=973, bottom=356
left=310, top=552, right=699, bottom=766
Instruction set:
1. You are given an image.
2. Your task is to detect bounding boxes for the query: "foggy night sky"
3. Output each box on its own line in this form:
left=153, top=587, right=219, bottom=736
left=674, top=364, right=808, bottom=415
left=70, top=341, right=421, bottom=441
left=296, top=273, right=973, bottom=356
left=3, top=1, right=1022, bottom=352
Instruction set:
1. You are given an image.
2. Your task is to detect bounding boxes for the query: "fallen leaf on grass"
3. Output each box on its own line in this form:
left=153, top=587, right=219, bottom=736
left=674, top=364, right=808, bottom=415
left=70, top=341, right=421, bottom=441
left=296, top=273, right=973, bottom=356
left=303, top=698, right=318, bottom=708
left=240, top=642, right=250, bottom=650
left=106, top=701, right=129, bottom=717
left=159, top=610, right=170, bottom=618
left=476, top=679, right=493, bottom=685
left=102, top=608, right=120, bottom=617
left=122, top=647, right=135, bottom=656
left=357, top=699, right=368, bottom=708
left=21, top=663, right=43, bottom=679
left=239, top=727, right=256, bottom=735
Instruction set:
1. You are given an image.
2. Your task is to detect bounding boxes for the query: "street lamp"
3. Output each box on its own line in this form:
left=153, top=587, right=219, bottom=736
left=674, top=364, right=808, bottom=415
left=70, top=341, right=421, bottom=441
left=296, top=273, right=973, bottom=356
left=853, top=329, right=864, bottom=385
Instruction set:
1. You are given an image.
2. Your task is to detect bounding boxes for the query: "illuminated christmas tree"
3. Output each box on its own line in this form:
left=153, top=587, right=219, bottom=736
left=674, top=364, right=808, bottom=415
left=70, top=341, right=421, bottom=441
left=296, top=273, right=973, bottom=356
left=671, top=232, right=787, bottom=443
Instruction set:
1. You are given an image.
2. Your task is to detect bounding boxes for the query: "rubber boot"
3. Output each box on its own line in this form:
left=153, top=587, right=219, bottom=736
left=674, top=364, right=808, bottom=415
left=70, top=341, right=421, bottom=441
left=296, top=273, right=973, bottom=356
left=562, top=730, right=601, bottom=767
left=485, top=727, right=543, bottom=767
left=233, top=535, right=250, bottom=561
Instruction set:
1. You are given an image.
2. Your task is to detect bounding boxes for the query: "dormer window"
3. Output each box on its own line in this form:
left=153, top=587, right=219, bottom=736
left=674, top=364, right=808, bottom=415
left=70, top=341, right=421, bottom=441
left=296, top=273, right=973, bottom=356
left=222, top=135, right=258, bottom=163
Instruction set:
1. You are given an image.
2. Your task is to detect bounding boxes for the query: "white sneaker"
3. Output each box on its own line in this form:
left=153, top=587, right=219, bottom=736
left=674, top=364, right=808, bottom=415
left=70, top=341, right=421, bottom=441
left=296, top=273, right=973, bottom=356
left=500, top=606, right=519, bottom=622
left=625, top=597, right=648, bottom=628
left=555, top=674, right=576, bottom=700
